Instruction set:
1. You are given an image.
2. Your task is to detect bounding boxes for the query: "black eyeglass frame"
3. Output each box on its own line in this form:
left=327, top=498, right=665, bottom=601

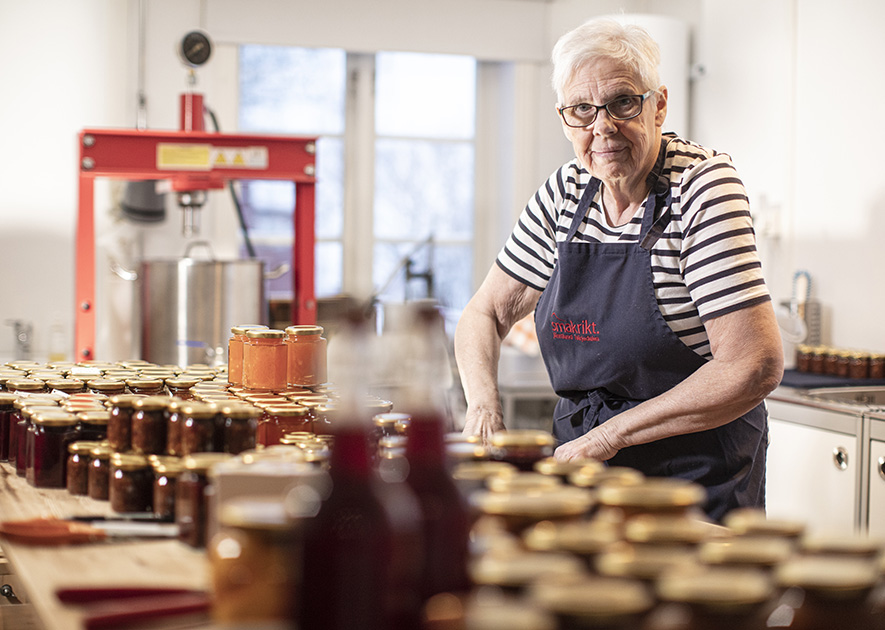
left=557, top=89, right=656, bottom=128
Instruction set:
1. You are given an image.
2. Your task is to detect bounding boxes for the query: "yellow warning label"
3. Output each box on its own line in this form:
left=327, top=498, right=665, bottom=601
left=156, top=143, right=212, bottom=170
left=211, top=147, right=269, bottom=169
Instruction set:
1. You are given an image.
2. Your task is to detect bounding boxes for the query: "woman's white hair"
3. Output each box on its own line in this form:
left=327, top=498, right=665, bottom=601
left=551, top=17, right=661, bottom=103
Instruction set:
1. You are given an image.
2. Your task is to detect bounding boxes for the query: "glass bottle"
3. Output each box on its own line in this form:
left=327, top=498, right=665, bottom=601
left=285, top=325, right=328, bottom=387
left=242, top=329, right=288, bottom=392
left=228, top=324, right=268, bottom=387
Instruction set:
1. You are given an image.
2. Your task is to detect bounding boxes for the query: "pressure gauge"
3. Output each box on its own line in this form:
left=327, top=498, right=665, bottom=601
left=179, top=30, right=212, bottom=68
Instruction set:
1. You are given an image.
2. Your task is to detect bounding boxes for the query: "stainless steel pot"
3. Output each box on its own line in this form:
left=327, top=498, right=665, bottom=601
left=115, top=242, right=287, bottom=367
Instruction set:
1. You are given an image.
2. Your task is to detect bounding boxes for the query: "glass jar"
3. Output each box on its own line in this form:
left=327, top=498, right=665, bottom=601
left=152, top=456, right=184, bottom=520
left=285, top=325, right=328, bottom=388
left=88, top=443, right=114, bottom=501
left=66, top=441, right=100, bottom=495
left=165, top=398, right=185, bottom=456
left=76, top=410, right=110, bottom=442
left=0, top=392, right=16, bottom=462
left=373, top=412, right=410, bottom=443
left=166, top=377, right=199, bottom=401
left=126, top=377, right=166, bottom=396
left=809, top=348, right=827, bottom=375
left=109, top=453, right=154, bottom=513
left=218, top=404, right=261, bottom=454
left=7, top=377, right=47, bottom=395
left=18, top=405, right=61, bottom=478
left=131, top=396, right=170, bottom=455
left=86, top=378, right=126, bottom=396
left=29, top=411, right=80, bottom=488
left=595, top=477, right=707, bottom=519
left=835, top=350, right=851, bottom=378
left=108, top=394, right=144, bottom=452
left=228, top=324, right=269, bottom=387
left=849, top=352, right=871, bottom=379
left=489, top=430, right=557, bottom=471
left=260, top=404, right=310, bottom=446
left=180, top=402, right=223, bottom=455
left=870, top=354, right=885, bottom=380
left=177, top=453, right=232, bottom=548
left=242, top=329, right=288, bottom=392
left=45, top=378, right=85, bottom=394
left=470, top=549, right=585, bottom=594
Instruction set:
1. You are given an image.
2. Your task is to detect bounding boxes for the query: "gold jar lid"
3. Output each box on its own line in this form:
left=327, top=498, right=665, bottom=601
left=6, top=361, right=42, bottom=371
left=90, top=444, right=114, bottom=460
left=86, top=379, right=126, bottom=393
left=68, top=440, right=102, bottom=454
left=471, top=486, right=594, bottom=519
left=32, top=411, right=78, bottom=426
left=487, top=472, right=562, bottom=493
left=265, top=404, right=308, bottom=417
left=656, top=566, right=774, bottom=608
left=774, top=556, right=880, bottom=595
left=698, top=536, right=794, bottom=567
left=523, top=518, right=622, bottom=555
left=596, top=478, right=706, bottom=511
left=595, top=541, right=698, bottom=580
left=799, top=534, right=884, bottom=559
left=44, top=377, right=84, bottom=391
left=22, top=405, right=61, bottom=420
left=528, top=575, right=654, bottom=621
left=374, top=412, right=411, bottom=429
left=491, top=429, right=556, bottom=448
left=219, top=499, right=291, bottom=531
left=0, top=392, right=17, bottom=409
left=624, top=514, right=726, bottom=545
left=151, top=456, right=184, bottom=476
left=453, top=461, right=518, bottom=484
left=108, top=394, right=146, bottom=408
left=463, top=596, right=556, bottom=630
left=364, top=398, right=394, bottom=414
left=470, top=550, right=586, bottom=588
left=7, top=378, right=46, bottom=392
left=379, top=435, right=407, bottom=450
left=446, top=441, right=488, bottom=462
left=285, top=325, right=324, bottom=336
left=534, top=456, right=602, bottom=478
left=568, top=465, right=645, bottom=489
left=218, top=403, right=262, bottom=420
left=133, top=396, right=171, bottom=411
left=165, top=377, right=200, bottom=389
left=111, top=452, right=152, bottom=470
left=76, top=410, right=111, bottom=425
left=245, top=328, right=286, bottom=340
left=723, top=508, right=805, bottom=539
left=184, top=452, right=233, bottom=473
left=179, top=402, right=217, bottom=419
left=126, top=377, right=165, bottom=390
left=230, top=324, right=268, bottom=336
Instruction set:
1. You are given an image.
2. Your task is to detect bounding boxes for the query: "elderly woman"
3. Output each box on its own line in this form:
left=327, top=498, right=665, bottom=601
left=454, top=17, right=783, bottom=519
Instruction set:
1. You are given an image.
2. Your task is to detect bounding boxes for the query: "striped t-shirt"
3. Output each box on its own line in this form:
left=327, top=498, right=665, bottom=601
left=496, top=134, right=771, bottom=359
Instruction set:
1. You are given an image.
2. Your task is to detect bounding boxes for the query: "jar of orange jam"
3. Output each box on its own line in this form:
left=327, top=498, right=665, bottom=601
left=242, top=329, right=287, bottom=392
left=227, top=325, right=268, bottom=387
left=284, top=325, right=327, bottom=388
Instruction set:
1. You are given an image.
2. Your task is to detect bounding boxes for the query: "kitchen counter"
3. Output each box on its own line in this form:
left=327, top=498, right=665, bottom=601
left=0, top=464, right=210, bottom=630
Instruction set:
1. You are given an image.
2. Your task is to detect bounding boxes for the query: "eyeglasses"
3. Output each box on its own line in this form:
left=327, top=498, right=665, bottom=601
left=558, top=90, right=655, bottom=128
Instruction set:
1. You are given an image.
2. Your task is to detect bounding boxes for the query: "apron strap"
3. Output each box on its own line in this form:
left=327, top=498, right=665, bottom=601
left=639, top=137, right=673, bottom=251
left=565, top=178, right=602, bottom=242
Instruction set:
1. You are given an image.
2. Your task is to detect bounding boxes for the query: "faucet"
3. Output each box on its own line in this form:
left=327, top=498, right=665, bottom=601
left=5, top=320, right=32, bottom=361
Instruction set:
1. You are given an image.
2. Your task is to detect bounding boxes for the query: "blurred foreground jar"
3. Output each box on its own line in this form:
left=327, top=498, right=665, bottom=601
left=528, top=575, right=655, bottom=630
left=152, top=456, right=183, bottom=520
left=110, top=453, right=154, bottom=513
left=242, top=329, right=287, bottom=392
left=259, top=404, right=310, bottom=446
left=209, top=500, right=296, bottom=625
left=0, top=392, right=16, bottom=461
left=227, top=325, right=268, bottom=387
left=285, top=325, right=327, bottom=387
left=489, top=430, right=556, bottom=471
left=76, top=410, right=110, bottom=442
left=218, top=403, right=260, bottom=454
left=177, top=453, right=231, bottom=548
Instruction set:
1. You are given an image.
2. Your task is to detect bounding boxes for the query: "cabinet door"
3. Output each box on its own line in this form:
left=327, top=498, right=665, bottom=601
left=869, top=440, right=885, bottom=537
left=766, top=418, right=857, bottom=535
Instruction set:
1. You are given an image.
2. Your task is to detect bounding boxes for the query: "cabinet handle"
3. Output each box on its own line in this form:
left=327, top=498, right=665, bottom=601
left=833, top=447, right=849, bottom=470
left=878, top=456, right=885, bottom=481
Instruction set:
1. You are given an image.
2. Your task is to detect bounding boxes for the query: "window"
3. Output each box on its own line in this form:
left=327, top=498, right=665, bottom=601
left=238, top=46, right=476, bottom=310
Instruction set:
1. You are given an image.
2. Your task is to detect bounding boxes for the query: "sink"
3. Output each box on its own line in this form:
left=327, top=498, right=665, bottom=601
left=805, top=386, right=885, bottom=406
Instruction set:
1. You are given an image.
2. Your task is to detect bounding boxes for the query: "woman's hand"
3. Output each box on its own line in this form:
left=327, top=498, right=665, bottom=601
left=554, top=424, right=620, bottom=462
left=462, top=403, right=506, bottom=445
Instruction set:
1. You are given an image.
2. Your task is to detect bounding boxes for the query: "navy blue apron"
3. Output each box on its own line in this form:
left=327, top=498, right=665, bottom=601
left=534, top=142, right=767, bottom=521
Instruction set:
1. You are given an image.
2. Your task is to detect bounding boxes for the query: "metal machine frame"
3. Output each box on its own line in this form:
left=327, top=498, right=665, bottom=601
left=75, top=93, right=317, bottom=360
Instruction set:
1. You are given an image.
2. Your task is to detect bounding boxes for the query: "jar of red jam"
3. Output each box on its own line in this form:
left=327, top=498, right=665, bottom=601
left=88, top=443, right=113, bottom=500
left=66, top=440, right=100, bottom=495
left=166, top=377, right=199, bottom=401
left=284, top=325, right=328, bottom=388
left=242, top=329, right=287, bottom=393
left=76, top=410, right=110, bottom=442
left=228, top=325, right=268, bottom=387
left=0, top=392, right=16, bottom=462
left=107, top=394, right=144, bottom=452
left=86, top=378, right=126, bottom=396
left=131, top=396, right=170, bottom=455
left=177, top=453, right=232, bottom=548
left=180, top=402, right=223, bottom=455
left=489, top=430, right=556, bottom=471
left=126, top=377, right=166, bottom=396
left=17, top=404, right=59, bottom=477
left=218, top=404, right=261, bottom=454
left=152, top=456, right=184, bottom=520
left=260, top=405, right=310, bottom=446
left=110, top=453, right=154, bottom=513
left=29, top=410, right=80, bottom=488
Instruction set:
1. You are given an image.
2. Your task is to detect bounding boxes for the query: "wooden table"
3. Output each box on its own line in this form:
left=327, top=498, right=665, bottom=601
left=0, top=464, right=210, bottom=630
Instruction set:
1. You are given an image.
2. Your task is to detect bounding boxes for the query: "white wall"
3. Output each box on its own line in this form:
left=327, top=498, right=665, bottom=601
left=2, top=0, right=883, bottom=362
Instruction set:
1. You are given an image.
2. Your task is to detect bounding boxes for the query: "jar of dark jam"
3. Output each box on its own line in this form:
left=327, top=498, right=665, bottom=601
left=86, top=378, right=126, bottom=396
left=835, top=350, right=851, bottom=378
left=18, top=405, right=60, bottom=477
left=177, top=453, right=232, bottom=548
left=165, top=398, right=185, bottom=456
left=131, top=396, right=170, bottom=455
left=849, top=352, right=870, bottom=379
left=126, top=377, right=166, bottom=396
left=88, top=443, right=113, bottom=500
left=180, top=402, right=222, bottom=455
left=166, top=377, right=199, bottom=401
left=107, top=394, right=144, bottom=452
left=109, top=453, right=154, bottom=513
left=823, top=349, right=840, bottom=376
left=76, top=410, right=110, bottom=442
left=152, top=456, right=184, bottom=520
left=870, top=354, right=885, bottom=380
left=489, top=430, right=557, bottom=471
left=260, top=404, right=310, bottom=446
left=218, top=404, right=260, bottom=454
left=0, top=392, right=16, bottom=462
left=809, top=348, right=827, bottom=374
left=45, top=378, right=85, bottom=395
left=29, top=411, right=80, bottom=488
left=66, top=441, right=100, bottom=495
